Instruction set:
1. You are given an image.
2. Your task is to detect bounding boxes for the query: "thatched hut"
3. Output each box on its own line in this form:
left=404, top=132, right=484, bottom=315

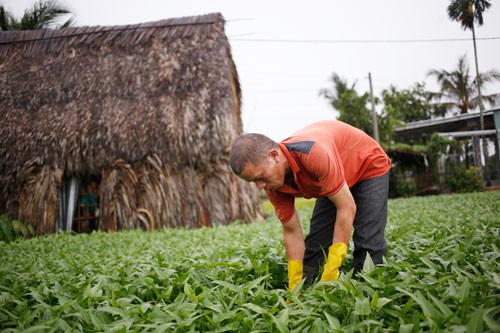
left=0, top=13, right=262, bottom=235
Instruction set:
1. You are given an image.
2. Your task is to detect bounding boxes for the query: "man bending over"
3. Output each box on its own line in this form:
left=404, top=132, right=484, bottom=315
left=229, top=120, right=391, bottom=290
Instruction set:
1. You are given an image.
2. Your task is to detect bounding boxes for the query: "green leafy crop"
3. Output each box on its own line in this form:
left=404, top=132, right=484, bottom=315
left=0, top=191, right=499, bottom=332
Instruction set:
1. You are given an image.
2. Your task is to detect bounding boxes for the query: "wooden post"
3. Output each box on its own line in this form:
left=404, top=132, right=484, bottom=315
left=473, top=136, right=481, bottom=172
left=368, top=72, right=379, bottom=142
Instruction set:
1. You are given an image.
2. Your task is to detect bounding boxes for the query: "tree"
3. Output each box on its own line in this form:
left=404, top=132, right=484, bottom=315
left=382, top=83, right=444, bottom=123
left=427, top=54, right=500, bottom=114
left=447, top=0, right=491, bottom=129
left=319, top=73, right=373, bottom=136
left=378, top=83, right=447, bottom=143
left=0, top=5, right=11, bottom=30
left=0, top=0, right=73, bottom=31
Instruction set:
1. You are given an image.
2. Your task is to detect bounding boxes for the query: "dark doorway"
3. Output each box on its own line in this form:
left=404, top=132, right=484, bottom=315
left=74, top=176, right=100, bottom=233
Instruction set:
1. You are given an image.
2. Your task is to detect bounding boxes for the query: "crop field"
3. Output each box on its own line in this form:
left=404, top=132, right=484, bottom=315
left=1, top=191, right=499, bottom=332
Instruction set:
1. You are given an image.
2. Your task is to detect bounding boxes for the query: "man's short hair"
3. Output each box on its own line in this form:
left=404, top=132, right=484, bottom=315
left=229, top=133, right=278, bottom=175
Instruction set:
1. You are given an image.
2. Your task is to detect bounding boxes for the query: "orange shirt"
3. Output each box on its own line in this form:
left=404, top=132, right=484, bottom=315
left=266, top=120, right=391, bottom=223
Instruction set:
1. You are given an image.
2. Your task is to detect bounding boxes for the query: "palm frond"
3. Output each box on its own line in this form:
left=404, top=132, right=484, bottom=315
left=426, top=54, right=500, bottom=114
left=447, top=0, right=492, bottom=29
left=19, top=0, right=72, bottom=30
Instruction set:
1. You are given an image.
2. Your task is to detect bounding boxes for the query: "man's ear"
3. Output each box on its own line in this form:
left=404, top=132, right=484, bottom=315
left=268, top=149, right=280, bottom=162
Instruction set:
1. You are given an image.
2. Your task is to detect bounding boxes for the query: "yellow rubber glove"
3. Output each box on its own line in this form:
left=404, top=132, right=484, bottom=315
left=320, top=243, right=348, bottom=281
left=288, top=260, right=303, bottom=291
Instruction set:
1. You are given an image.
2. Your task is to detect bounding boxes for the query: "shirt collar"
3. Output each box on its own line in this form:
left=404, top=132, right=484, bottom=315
left=278, top=142, right=300, bottom=174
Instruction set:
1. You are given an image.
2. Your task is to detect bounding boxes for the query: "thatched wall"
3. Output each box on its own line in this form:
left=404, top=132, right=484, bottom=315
left=0, top=13, right=262, bottom=234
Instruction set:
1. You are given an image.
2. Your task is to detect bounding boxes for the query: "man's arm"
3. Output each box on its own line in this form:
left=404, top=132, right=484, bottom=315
left=317, top=182, right=356, bottom=282
left=282, top=210, right=305, bottom=290
left=282, top=210, right=305, bottom=260
left=328, top=182, right=356, bottom=245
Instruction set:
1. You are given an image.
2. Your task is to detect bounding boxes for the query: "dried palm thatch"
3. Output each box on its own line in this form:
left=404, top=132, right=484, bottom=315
left=0, top=13, right=262, bottom=234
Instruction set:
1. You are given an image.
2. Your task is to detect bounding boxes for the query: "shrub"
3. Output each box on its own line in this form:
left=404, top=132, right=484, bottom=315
left=445, top=165, right=484, bottom=193
left=0, top=215, right=34, bottom=243
left=389, top=170, right=417, bottom=198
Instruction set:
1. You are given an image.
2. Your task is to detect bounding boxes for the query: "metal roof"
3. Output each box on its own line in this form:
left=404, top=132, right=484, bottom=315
left=394, top=108, right=499, bottom=140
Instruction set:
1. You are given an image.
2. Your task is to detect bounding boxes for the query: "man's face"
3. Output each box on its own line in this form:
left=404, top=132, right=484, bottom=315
left=239, top=151, right=285, bottom=191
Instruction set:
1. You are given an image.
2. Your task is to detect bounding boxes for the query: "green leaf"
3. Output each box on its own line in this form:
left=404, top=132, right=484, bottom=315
left=56, top=318, right=72, bottom=331
left=323, top=311, right=340, bottom=329
left=399, top=324, right=413, bottom=333
left=291, top=279, right=304, bottom=296
left=272, top=308, right=289, bottom=333
left=354, top=298, right=371, bottom=316
left=310, top=318, right=330, bottom=331
left=484, top=308, right=500, bottom=332
left=457, top=280, right=470, bottom=301
left=22, top=324, right=52, bottom=332
left=213, top=280, right=240, bottom=293
left=362, top=274, right=386, bottom=288
left=85, top=282, right=102, bottom=298
left=419, top=257, right=439, bottom=271
left=97, top=306, right=126, bottom=318
left=396, top=288, right=441, bottom=321
left=401, top=298, right=414, bottom=315
left=428, top=294, right=453, bottom=318
left=243, top=303, right=266, bottom=315
left=28, top=224, right=35, bottom=237
left=29, top=289, right=48, bottom=305
left=139, top=302, right=153, bottom=314
left=244, top=275, right=269, bottom=290
left=415, top=292, right=441, bottom=320
left=466, top=306, right=484, bottom=333
left=370, top=291, right=379, bottom=308
left=11, top=220, right=27, bottom=237
left=363, top=252, right=375, bottom=273
left=0, top=216, right=14, bottom=242
left=375, top=297, right=392, bottom=310
left=151, top=323, right=176, bottom=333
left=183, top=280, right=196, bottom=300
left=88, top=310, right=104, bottom=330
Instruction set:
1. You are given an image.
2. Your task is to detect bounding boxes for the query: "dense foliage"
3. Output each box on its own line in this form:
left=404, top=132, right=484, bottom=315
left=1, top=191, right=499, bottom=332
left=319, top=73, right=373, bottom=136
left=445, top=166, right=485, bottom=193
left=0, top=215, right=34, bottom=243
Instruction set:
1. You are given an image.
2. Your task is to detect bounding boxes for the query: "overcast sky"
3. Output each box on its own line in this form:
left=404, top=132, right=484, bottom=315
left=4, top=0, right=500, bottom=141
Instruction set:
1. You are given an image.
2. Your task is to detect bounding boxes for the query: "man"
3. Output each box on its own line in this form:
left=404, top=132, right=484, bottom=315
left=229, top=120, right=391, bottom=290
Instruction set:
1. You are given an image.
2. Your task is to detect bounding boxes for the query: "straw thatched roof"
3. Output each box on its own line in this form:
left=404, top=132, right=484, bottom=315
left=0, top=13, right=262, bottom=234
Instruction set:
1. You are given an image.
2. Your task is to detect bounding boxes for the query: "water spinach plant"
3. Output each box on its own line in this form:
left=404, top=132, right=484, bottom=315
left=0, top=191, right=499, bottom=332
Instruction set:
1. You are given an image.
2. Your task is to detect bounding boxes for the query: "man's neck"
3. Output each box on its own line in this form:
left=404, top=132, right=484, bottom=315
left=280, top=151, right=292, bottom=176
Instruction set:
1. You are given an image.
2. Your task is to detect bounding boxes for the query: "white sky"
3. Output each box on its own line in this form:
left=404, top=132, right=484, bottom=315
left=4, top=0, right=500, bottom=141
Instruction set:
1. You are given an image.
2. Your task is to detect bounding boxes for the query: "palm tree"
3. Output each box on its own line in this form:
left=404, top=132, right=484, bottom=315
left=319, top=73, right=374, bottom=136
left=427, top=54, right=500, bottom=114
left=0, top=0, right=73, bottom=31
left=447, top=0, right=492, bottom=129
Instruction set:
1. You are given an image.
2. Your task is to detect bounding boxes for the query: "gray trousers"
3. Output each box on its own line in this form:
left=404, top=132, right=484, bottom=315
left=303, top=172, right=389, bottom=284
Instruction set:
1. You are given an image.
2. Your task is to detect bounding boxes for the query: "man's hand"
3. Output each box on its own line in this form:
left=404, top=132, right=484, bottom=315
left=288, top=260, right=303, bottom=291
left=320, top=242, right=347, bottom=281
